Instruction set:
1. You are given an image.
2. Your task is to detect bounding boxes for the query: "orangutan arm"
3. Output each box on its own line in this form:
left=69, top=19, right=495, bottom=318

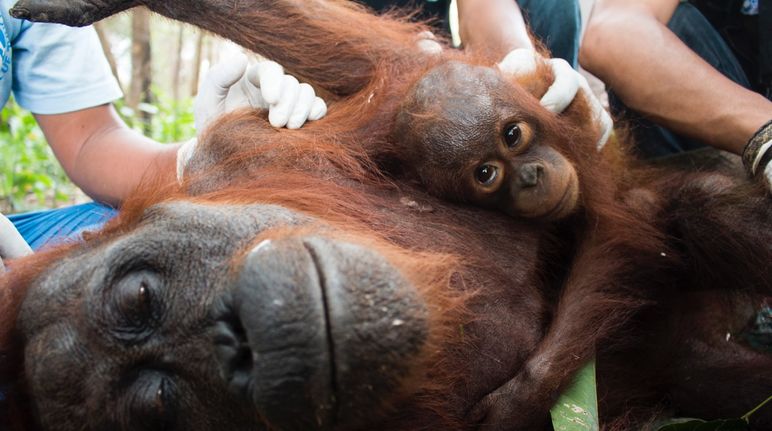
left=11, top=0, right=430, bottom=98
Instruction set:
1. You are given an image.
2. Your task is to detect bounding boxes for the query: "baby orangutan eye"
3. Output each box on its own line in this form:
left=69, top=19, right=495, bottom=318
left=503, top=123, right=522, bottom=148
left=475, top=164, right=499, bottom=187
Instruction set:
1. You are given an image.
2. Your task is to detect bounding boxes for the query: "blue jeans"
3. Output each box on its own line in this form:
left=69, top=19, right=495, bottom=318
left=517, top=0, right=581, bottom=68
left=609, top=2, right=753, bottom=158
left=8, top=202, right=117, bottom=251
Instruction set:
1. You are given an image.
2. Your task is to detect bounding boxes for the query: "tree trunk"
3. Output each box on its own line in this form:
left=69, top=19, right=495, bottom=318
left=129, top=8, right=153, bottom=132
left=190, top=31, right=205, bottom=96
left=94, top=21, right=124, bottom=93
left=172, top=24, right=184, bottom=102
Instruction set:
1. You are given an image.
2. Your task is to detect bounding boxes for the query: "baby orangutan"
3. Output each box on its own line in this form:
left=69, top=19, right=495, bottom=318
left=390, top=60, right=667, bottom=430
left=392, top=61, right=581, bottom=221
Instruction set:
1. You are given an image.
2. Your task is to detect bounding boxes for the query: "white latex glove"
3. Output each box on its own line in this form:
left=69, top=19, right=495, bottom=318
left=0, top=212, right=32, bottom=273
left=193, top=53, right=327, bottom=132
left=417, top=31, right=443, bottom=55
left=179, top=54, right=328, bottom=180
left=498, top=48, right=613, bottom=150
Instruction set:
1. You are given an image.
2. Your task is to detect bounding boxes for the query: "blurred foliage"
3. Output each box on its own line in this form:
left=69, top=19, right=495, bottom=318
left=0, top=91, right=195, bottom=213
left=116, top=87, right=195, bottom=143
left=0, top=99, right=72, bottom=213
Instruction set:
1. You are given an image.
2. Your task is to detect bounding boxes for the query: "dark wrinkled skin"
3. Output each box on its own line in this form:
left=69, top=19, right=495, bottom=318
left=18, top=197, right=549, bottom=431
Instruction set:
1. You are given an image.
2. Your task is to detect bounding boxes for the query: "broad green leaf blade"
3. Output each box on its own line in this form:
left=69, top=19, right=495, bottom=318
left=550, top=361, right=599, bottom=431
left=655, top=418, right=748, bottom=431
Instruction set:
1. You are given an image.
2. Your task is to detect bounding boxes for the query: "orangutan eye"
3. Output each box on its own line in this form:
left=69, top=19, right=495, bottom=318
left=475, top=164, right=499, bottom=186
left=112, top=271, right=163, bottom=340
left=138, top=281, right=152, bottom=313
left=128, top=372, right=178, bottom=430
left=503, top=123, right=522, bottom=148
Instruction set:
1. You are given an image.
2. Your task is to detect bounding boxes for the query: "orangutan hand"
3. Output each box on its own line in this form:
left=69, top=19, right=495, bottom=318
left=467, top=364, right=553, bottom=431
left=498, top=48, right=613, bottom=150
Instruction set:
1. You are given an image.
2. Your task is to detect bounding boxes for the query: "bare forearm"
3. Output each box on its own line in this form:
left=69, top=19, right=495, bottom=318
left=581, top=1, right=772, bottom=153
left=36, top=105, right=178, bottom=206
left=67, top=128, right=178, bottom=205
left=456, top=0, right=533, bottom=59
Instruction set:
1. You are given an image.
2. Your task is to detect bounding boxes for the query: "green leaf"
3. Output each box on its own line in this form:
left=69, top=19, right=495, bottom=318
left=655, top=418, right=749, bottom=431
left=550, top=361, right=599, bottom=431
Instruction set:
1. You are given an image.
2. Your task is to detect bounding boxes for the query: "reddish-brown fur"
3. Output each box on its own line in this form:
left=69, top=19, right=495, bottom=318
left=1, top=1, right=771, bottom=430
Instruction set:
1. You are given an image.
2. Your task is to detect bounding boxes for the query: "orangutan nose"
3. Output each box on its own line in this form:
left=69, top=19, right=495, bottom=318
left=211, top=238, right=334, bottom=431
left=211, top=236, right=428, bottom=431
left=518, top=163, right=544, bottom=187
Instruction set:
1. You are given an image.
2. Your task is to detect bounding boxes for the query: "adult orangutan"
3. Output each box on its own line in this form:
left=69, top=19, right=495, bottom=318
left=0, top=1, right=770, bottom=430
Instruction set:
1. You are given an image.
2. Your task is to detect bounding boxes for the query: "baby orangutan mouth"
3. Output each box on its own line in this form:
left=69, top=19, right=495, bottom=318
left=505, top=144, right=580, bottom=220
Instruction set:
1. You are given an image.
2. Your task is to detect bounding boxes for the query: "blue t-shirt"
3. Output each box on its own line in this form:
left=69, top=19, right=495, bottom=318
left=0, top=0, right=122, bottom=114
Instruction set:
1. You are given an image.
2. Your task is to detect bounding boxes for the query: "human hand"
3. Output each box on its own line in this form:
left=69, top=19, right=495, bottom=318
left=0, top=212, right=32, bottom=273
left=497, top=48, right=613, bottom=150
left=742, top=120, right=772, bottom=192
left=180, top=54, right=328, bottom=180
left=193, top=53, right=327, bottom=132
left=416, top=31, right=443, bottom=55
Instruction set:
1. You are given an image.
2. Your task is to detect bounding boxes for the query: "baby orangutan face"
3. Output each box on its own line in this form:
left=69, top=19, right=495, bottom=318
left=394, top=61, right=579, bottom=220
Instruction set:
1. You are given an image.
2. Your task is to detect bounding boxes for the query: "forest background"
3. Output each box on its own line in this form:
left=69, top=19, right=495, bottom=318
left=0, top=11, right=234, bottom=213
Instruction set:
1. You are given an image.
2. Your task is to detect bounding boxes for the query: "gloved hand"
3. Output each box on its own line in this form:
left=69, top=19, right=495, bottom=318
left=0, top=212, right=32, bottom=273
left=416, top=31, right=443, bottom=55
left=194, top=53, right=327, bottom=131
left=497, top=48, right=613, bottom=150
left=178, top=53, right=328, bottom=180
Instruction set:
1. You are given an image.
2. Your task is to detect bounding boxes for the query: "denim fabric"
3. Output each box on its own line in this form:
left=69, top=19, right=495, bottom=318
left=609, top=2, right=752, bottom=158
left=517, top=0, right=581, bottom=68
left=358, top=0, right=581, bottom=67
left=8, top=202, right=117, bottom=251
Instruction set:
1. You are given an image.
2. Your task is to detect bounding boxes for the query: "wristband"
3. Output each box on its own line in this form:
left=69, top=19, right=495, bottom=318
left=742, top=119, right=772, bottom=179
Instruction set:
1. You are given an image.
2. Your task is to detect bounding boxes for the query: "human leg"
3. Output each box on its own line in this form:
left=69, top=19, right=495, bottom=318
left=8, top=202, right=117, bottom=251
left=581, top=0, right=772, bottom=157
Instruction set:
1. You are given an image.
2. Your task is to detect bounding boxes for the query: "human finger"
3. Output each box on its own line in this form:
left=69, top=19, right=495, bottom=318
left=268, top=74, right=301, bottom=128
left=540, top=58, right=580, bottom=114
left=286, top=83, right=316, bottom=129
left=255, top=60, right=285, bottom=105
left=308, top=97, right=327, bottom=121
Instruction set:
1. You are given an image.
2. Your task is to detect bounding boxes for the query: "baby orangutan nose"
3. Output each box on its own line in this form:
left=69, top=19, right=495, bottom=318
left=211, top=236, right=428, bottom=431
left=518, top=163, right=544, bottom=188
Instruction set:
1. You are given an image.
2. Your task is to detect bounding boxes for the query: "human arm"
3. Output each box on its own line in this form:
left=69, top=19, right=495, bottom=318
left=456, top=0, right=534, bottom=59
left=580, top=0, right=772, bottom=155
left=36, top=55, right=328, bottom=206
left=35, top=106, right=177, bottom=207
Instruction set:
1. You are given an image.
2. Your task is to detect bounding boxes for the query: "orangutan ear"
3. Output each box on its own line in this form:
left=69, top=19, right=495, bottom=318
left=10, top=0, right=139, bottom=26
